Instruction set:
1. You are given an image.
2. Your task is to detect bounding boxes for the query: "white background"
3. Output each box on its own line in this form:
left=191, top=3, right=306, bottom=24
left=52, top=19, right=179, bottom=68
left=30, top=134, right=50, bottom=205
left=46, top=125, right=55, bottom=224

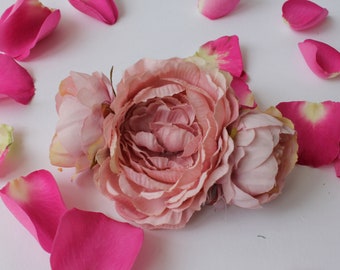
left=0, top=0, right=340, bottom=269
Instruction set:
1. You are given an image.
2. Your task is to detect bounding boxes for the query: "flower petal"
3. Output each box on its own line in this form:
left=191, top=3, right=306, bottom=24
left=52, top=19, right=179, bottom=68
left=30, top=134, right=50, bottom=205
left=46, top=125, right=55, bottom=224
left=230, top=77, right=257, bottom=109
left=50, top=208, right=143, bottom=270
left=0, top=170, right=67, bottom=252
left=68, top=0, right=119, bottom=25
left=0, top=0, right=61, bottom=60
left=0, top=124, right=13, bottom=164
left=196, top=35, right=243, bottom=77
left=298, top=39, right=340, bottom=79
left=0, top=54, right=35, bottom=104
left=276, top=101, right=340, bottom=175
left=198, top=0, right=240, bottom=20
left=282, top=0, right=328, bottom=31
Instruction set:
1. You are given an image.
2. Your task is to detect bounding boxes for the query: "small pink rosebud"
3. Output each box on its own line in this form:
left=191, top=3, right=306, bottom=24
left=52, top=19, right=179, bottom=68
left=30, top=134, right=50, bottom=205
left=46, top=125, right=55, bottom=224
left=198, top=0, right=240, bottom=20
left=0, top=0, right=61, bottom=60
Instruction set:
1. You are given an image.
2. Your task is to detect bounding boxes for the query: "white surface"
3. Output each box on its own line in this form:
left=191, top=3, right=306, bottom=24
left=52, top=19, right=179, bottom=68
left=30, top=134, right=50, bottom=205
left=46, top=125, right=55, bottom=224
left=0, top=0, right=340, bottom=269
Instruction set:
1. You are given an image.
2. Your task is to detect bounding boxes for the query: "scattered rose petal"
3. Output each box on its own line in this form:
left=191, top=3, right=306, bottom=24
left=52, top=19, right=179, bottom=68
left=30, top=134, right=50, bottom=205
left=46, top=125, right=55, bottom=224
left=0, top=124, right=13, bottom=164
left=0, top=0, right=61, bottom=60
left=68, top=0, right=119, bottom=25
left=282, top=0, right=328, bottom=31
left=0, top=54, right=35, bottom=104
left=298, top=39, right=340, bottom=79
left=50, top=208, right=143, bottom=270
left=0, top=170, right=67, bottom=252
left=230, top=77, right=257, bottom=109
left=195, top=35, right=243, bottom=77
left=198, top=0, right=240, bottom=20
left=276, top=101, right=340, bottom=176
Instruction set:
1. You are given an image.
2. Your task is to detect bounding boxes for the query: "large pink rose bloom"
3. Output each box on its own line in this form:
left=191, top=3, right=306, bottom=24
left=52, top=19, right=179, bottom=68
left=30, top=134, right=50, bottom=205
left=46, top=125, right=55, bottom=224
left=94, top=58, right=239, bottom=229
left=220, top=107, right=298, bottom=209
left=50, top=71, right=114, bottom=173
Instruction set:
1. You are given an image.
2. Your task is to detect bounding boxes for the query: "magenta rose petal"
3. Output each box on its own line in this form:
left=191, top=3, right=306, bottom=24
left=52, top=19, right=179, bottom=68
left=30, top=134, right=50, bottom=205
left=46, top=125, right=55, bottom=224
left=198, top=0, right=240, bottom=20
left=0, top=54, right=35, bottom=104
left=50, top=208, right=143, bottom=270
left=197, top=35, right=243, bottom=77
left=276, top=101, right=340, bottom=173
left=0, top=0, right=61, bottom=60
left=282, top=0, right=328, bottom=31
left=298, top=39, right=340, bottom=79
left=68, top=0, right=119, bottom=25
left=230, top=77, right=257, bottom=109
left=0, top=170, right=67, bottom=252
left=0, top=124, right=13, bottom=164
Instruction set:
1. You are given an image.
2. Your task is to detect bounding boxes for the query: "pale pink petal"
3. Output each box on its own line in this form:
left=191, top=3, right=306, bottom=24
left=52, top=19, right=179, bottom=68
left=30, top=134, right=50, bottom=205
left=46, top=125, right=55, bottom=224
left=0, top=170, right=67, bottom=252
left=0, top=54, right=35, bottom=104
left=68, top=0, right=119, bottom=25
left=276, top=101, right=340, bottom=175
left=197, top=35, right=243, bottom=77
left=50, top=208, right=143, bottom=270
left=0, top=0, right=61, bottom=60
left=198, top=0, right=240, bottom=20
left=230, top=77, right=257, bottom=108
left=0, top=124, right=13, bottom=164
left=282, top=0, right=328, bottom=31
left=298, top=39, right=340, bottom=79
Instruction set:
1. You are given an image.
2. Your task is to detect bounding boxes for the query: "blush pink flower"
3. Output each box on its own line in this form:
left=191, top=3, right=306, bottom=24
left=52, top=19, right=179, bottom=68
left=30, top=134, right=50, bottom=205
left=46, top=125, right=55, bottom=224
left=298, top=39, right=340, bottom=79
left=0, top=54, right=35, bottom=104
left=276, top=101, right=340, bottom=177
left=0, top=124, right=13, bottom=165
left=219, top=107, right=298, bottom=208
left=0, top=0, right=61, bottom=60
left=198, top=0, right=240, bottom=20
left=94, top=58, right=239, bottom=229
left=50, top=71, right=114, bottom=174
left=282, top=0, right=328, bottom=31
left=68, top=0, right=119, bottom=25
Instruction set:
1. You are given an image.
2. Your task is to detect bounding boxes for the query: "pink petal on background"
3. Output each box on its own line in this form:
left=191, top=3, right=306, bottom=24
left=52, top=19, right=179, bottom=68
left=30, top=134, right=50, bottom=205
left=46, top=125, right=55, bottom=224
left=69, top=0, right=119, bottom=25
left=197, top=35, right=243, bottom=77
left=0, top=0, right=61, bottom=60
left=0, top=124, right=13, bottom=164
left=0, top=54, right=35, bottom=104
left=230, top=77, right=257, bottom=109
left=276, top=101, right=340, bottom=175
left=282, top=0, right=328, bottom=31
left=198, top=0, right=240, bottom=20
left=298, top=39, right=340, bottom=79
left=0, top=170, right=67, bottom=252
left=50, top=208, right=144, bottom=270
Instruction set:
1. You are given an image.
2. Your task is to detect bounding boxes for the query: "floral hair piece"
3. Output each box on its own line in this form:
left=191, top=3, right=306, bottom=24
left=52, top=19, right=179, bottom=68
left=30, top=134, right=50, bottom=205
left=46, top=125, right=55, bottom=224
left=50, top=36, right=298, bottom=229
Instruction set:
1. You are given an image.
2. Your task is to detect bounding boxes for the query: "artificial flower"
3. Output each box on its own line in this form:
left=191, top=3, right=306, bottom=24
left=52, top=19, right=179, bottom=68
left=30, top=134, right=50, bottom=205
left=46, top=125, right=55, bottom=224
left=68, top=0, right=119, bottom=25
left=0, top=54, right=35, bottom=104
left=0, top=124, right=13, bottom=164
left=0, top=170, right=66, bottom=252
left=219, top=107, right=298, bottom=208
left=0, top=0, right=61, bottom=60
left=276, top=101, right=340, bottom=177
left=198, top=0, right=240, bottom=20
left=298, top=39, right=340, bottom=79
left=50, top=71, right=114, bottom=173
left=93, top=57, right=239, bottom=229
left=50, top=208, right=144, bottom=270
left=282, top=0, right=328, bottom=31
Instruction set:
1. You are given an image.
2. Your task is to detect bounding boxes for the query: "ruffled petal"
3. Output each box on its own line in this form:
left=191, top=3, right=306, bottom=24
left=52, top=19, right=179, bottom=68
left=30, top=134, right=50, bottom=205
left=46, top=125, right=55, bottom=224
left=198, top=0, right=240, bottom=20
left=0, top=54, right=35, bottom=104
left=68, top=0, right=119, bottom=25
left=0, top=0, right=61, bottom=60
left=50, top=208, right=143, bottom=270
left=0, top=124, right=13, bottom=164
left=298, top=39, right=340, bottom=79
left=0, top=170, right=67, bottom=252
left=196, top=35, right=243, bottom=77
left=276, top=101, right=340, bottom=175
left=282, top=0, right=328, bottom=31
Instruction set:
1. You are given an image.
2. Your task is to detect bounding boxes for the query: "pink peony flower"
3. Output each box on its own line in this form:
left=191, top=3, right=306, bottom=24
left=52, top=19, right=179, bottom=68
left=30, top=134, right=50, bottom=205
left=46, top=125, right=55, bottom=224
left=94, top=58, right=239, bottom=229
left=219, top=107, right=298, bottom=208
left=50, top=71, right=114, bottom=174
left=0, top=0, right=61, bottom=60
